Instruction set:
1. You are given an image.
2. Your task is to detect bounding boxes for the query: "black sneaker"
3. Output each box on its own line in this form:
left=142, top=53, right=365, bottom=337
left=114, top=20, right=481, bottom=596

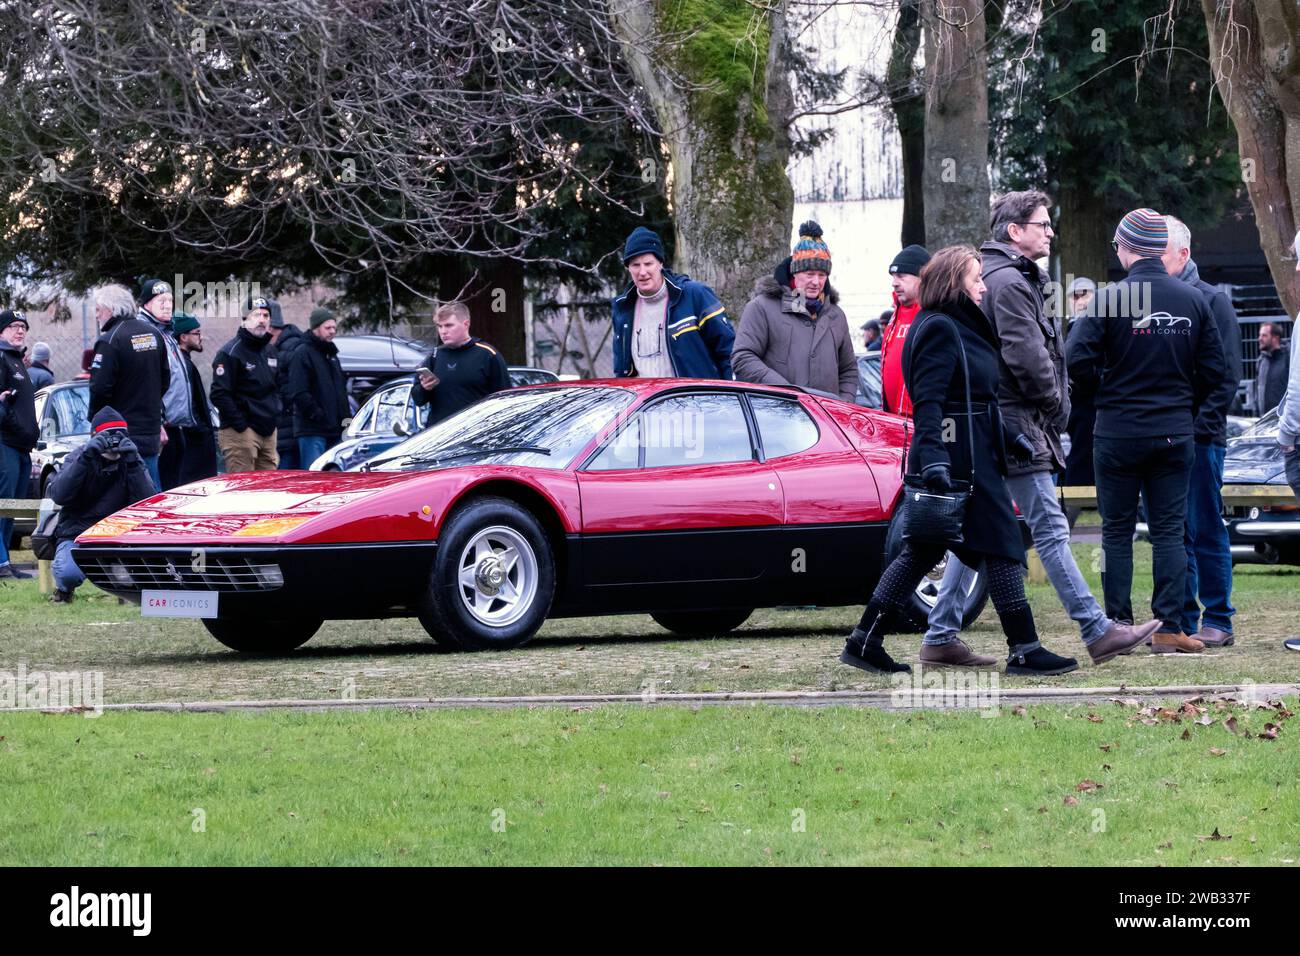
left=1006, top=644, right=1079, bottom=676
left=50, top=589, right=73, bottom=604
left=0, top=564, right=32, bottom=580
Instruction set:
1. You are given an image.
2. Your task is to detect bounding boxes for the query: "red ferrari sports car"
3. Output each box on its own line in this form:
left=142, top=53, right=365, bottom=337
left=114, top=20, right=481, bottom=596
left=72, top=379, right=993, bottom=653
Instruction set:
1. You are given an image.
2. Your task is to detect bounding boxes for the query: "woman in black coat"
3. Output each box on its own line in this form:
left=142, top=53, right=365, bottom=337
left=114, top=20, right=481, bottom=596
left=840, top=245, right=1079, bottom=676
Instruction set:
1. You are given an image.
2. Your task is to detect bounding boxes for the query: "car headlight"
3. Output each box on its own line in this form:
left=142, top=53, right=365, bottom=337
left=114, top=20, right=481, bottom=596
left=234, top=516, right=313, bottom=537
left=81, top=515, right=144, bottom=538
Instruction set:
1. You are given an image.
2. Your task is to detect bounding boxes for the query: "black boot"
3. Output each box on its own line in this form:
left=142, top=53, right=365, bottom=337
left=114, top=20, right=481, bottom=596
left=1000, top=605, right=1078, bottom=676
left=840, top=601, right=911, bottom=674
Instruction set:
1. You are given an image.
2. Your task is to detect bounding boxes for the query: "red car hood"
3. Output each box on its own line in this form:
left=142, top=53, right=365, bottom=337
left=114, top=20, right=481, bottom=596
left=77, top=470, right=433, bottom=545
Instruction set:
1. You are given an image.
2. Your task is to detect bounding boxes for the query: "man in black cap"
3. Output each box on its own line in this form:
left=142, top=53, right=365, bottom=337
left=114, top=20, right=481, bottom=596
left=210, top=296, right=282, bottom=472
left=0, top=309, right=38, bottom=579
left=879, top=244, right=930, bottom=415
left=861, top=318, right=883, bottom=352
left=289, top=308, right=350, bottom=466
left=48, top=406, right=156, bottom=603
left=413, top=301, right=512, bottom=428
left=88, top=283, right=170, bottom=490
left=165, top=312, right=218, bottom=486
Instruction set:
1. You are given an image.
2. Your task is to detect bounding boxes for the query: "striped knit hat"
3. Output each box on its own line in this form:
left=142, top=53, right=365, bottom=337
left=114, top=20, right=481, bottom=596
left=791, top=221, right=832, bottom=275
left=1114, top=208, right=1168, bottom=257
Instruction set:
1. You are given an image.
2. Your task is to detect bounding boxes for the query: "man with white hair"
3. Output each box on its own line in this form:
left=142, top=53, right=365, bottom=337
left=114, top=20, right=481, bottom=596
left=27, top=342, right=54, bottom=389
left=1273, top=229, right=1300, bottom=653
left=88, top=283, right=170, bottom=490
left=1161, top=215, right=1242, bottom=649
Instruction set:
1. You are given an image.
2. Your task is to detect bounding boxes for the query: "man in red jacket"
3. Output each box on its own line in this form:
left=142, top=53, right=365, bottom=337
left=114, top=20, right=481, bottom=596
left=879, top=245, right=930, bottom=416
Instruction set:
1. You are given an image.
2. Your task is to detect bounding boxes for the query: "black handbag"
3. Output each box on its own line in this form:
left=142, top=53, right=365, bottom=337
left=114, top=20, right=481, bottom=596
left=30, top=509, right=59, bottom=561
left=901, top=314, right=975, bottom=546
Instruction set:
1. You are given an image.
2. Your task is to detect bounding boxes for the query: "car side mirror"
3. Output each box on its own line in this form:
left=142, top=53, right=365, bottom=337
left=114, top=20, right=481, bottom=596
left=393, top=420, right=409, bottom=437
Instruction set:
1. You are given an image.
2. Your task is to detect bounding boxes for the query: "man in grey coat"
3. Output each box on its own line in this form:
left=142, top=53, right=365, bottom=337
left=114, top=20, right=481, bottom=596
left=920, top=190, right=1159, bottom=667
left=732, top=221, right=857, bottom=402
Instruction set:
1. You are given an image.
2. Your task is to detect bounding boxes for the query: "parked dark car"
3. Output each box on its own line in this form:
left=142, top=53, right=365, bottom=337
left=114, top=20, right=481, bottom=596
left=29, top=381, right=93, bottom=497
left=854, top=350, right=882, bottom=409
left=333, top=334, right=429, bottom=412
left=1219, top=408, right=1300, bottom=565
left=309, top=367, right=560, bottom=471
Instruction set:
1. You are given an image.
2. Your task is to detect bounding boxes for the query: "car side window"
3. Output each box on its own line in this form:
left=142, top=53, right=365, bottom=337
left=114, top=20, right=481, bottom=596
left=750, top=396, right=819, bottom=459
left=643, top=393, right=753, bottom=468
left=373, top=388, right=407, bottom=434
left=346, top=399, right=374, bottom=436
left=53, top=388, right=91, bottom=436
left=587, top=417, right=641, bottom=471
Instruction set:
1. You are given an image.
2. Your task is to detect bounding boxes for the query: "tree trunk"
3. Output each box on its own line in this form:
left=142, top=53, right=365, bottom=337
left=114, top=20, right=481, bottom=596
left=921, top=0, right=990, bottom=250
left=1056, top=185, right=1111, bottom=290
left=1202, top=0, right=1300, bottom=316
left=609, top=0, right=794, bottom=316
left=888, top=0, right=926, bottom=247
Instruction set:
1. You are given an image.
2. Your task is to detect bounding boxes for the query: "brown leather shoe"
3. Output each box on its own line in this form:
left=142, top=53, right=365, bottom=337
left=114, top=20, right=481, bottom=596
left=1089, top=619, right=1163, bottom=664
left=1197, top=627, right=1235, bottom=648
left=1151, top=631, right=1205, bottom=654
left=918, top=638, right=997, bottom=667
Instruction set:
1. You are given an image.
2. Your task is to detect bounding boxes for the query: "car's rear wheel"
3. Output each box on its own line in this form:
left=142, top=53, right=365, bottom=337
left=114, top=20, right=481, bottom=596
left=884, top=511, right=990, bottom=633
left=418, top=497, right=555, bottom=651
left=202, top=617, right=322, bottom=654
left=650, top=608, right=753, bottom=635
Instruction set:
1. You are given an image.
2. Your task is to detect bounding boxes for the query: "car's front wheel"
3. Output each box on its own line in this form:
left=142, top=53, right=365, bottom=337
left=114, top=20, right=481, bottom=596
left=202, top=617, right=322, bottom=654
left=418, top=497, right=555, bottom=651
left=650, top=608, right=753, bottom=635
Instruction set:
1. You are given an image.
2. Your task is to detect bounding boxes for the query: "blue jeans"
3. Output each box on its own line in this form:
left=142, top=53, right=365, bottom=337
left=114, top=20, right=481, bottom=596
left=925, top=470, right=1110, bottom=646
left=1095, top=435, right=1195, bottom=632
left=0, top=443, right=32, bottom=565
left=297, top=435, right=329, bottom=468
left=277, top=446, right=301, bottom=470
left=1182, top=443, right=1234, bottom=635
left=53, top=539, right=85, bottom=593
left=141, top=454, right=161, bottom=492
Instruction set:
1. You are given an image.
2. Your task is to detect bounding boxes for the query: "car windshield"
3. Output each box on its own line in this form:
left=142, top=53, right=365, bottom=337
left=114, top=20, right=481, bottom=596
left=1235, top=409, right=1278, bottom=441
left=365, top=386, right=634, bottom=471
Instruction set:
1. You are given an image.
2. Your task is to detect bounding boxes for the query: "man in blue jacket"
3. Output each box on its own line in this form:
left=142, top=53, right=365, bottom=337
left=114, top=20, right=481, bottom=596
left=611, top=227, right=734, bottom=379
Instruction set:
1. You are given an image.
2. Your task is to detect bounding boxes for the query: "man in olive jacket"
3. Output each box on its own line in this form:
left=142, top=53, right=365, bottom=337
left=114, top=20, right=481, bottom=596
left=732, top=221, right=857, bottom=401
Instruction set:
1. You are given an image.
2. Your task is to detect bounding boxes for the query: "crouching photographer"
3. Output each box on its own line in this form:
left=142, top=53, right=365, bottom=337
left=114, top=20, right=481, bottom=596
left=44, top=407, right=156, bottom=603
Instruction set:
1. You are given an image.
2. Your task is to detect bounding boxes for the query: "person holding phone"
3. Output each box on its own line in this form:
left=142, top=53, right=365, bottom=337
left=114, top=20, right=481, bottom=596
left=412, top=301, right=511, bottom=428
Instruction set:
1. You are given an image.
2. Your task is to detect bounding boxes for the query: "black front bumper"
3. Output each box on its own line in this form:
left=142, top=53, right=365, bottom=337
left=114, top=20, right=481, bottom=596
left=72, top=541, right=437, bottom=619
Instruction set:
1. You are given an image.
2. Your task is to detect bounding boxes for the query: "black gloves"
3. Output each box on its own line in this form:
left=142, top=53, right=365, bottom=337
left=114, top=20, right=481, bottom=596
left=92, top=430, right=123, bottom=455
left=117, top=435, right=139, bottom=458
left=922, top=464, right=952, bottom=493
left=1012, top=433, right=1036, bottom=464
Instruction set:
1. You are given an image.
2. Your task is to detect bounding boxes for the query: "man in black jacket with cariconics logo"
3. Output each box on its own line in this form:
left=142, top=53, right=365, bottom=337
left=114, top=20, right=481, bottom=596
left=1068, top=208, right=1226, bottom=655
left=88, top=283, right=170, bottom=490
left=210, top=295, right=282, bottom=473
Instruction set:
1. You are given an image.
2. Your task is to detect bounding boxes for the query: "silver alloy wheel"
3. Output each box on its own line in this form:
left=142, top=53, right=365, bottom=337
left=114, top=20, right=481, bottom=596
left=913, top=552, right=980, bottom=609
left=456, top=525, right=538, bottom=628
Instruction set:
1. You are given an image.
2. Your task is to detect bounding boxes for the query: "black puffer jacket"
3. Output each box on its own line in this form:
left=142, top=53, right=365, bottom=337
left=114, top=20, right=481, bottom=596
left=289, top=333, right=349, bottom=439
left=274, top=325, right=307, bottom=449
left=210, top=327, right=281, bottom=436
left=0, top=340, right=38, bottom=452
left=50, top=408, right=157, bottom=541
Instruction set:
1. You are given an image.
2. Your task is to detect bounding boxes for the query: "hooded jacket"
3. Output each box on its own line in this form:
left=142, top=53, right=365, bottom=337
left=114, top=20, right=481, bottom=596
left=611, top=270, right=734, bottom=379
left=733, top=274, right=857, bottom=401
left=289, top=332, right=350, bottom=439
left=880, top=292, right=922, bottom=416
left=274, top=324, right=307, bottom=447
left=51, top=406, right=156, bottom=542
left=979, top=240, right=1069, bottom=476
left=88, top=313, right=170, bottom=457
left=0, top=339, right=38, bottom=452
left=210, top=327, right=281, bottom=436
left=1176, top=259, right=1241, bottom=445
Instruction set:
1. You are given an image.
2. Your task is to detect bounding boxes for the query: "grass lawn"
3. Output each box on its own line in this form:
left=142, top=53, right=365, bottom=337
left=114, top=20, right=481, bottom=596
left=0, top=539, right=1296, bottom=705
left=1, top=703, right=1295, bottom=866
